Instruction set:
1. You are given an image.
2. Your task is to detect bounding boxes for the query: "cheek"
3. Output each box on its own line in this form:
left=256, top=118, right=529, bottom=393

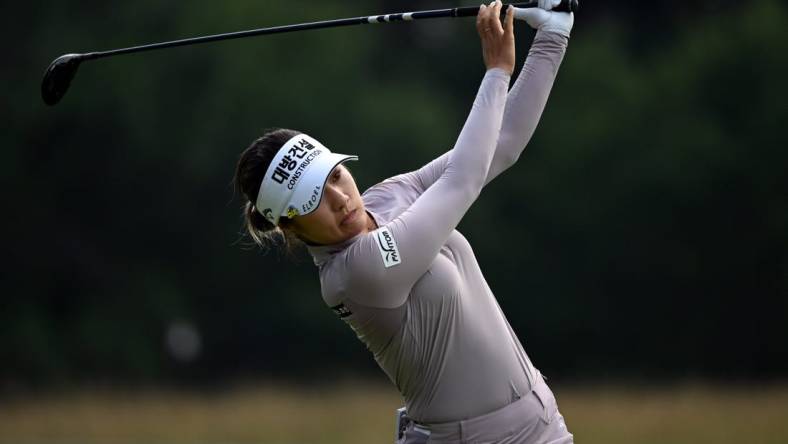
left=296, top=205, right=330, bottom=231
left=311, top=202, right=338, bottom=228
left=344, top=178, right=361, bottom=199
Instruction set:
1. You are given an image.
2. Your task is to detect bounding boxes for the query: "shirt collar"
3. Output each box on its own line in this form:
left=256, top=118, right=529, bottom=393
left=306, top=209, right=382, bottom=267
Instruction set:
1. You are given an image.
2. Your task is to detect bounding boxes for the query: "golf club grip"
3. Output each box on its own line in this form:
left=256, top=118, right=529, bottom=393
left=454, top=0, right=576, bottom=17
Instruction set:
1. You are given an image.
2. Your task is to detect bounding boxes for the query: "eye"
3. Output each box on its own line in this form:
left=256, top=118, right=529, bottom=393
left=331, top=169, right=342, bottom=182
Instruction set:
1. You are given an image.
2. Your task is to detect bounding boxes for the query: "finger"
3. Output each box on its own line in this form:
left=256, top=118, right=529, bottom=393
left=476, top=3, right=486, bottom=34
left=480, top=3, right=494, bottom=37
left=484, top=1, right=495, bottom=26
left=491, top=0, right=504, bottom=35
left=484, top=2, right=494, bottom=26
left=479, top=3, right=487, bottom=28
left=504, top=5, right=514, bottom=36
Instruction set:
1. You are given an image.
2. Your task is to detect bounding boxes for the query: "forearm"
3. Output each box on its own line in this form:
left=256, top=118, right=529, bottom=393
left=348, top=68, right=510, bottom=303
left=485, top=30, right=568, bottom=185
left=450, top=67, right=511, bottom=191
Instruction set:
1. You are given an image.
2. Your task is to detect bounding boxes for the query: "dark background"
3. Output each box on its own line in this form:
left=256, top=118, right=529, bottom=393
left=3, top=0, right=786, bottom=389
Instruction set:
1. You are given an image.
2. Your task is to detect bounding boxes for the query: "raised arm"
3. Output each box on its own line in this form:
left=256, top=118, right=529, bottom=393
left=344, top=2, right=514, bottom=308
left=374, top=7, right=572, bottom=198
left=485, top=30, right=569, bottom=185
left=395, top=29, right=569, bottom=194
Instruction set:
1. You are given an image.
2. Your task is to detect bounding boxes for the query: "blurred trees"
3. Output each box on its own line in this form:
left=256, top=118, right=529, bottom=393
left=2, top=0, right=786, bottom=387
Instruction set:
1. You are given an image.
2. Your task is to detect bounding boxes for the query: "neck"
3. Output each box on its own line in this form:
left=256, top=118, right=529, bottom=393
left=365, top=210, right=378, bottom=233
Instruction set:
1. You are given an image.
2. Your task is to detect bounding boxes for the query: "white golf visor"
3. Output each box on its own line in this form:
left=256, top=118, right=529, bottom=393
left=255, top=134, right=358, bottom=225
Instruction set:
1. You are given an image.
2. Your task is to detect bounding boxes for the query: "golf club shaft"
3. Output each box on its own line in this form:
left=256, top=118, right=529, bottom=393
left=42, top=0, right=577, bottom=105
left=79, top=0, right=573, bottom=61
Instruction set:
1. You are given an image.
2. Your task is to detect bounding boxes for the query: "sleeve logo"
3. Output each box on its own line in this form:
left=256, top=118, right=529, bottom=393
left=375, top=227, right=402, bottom=268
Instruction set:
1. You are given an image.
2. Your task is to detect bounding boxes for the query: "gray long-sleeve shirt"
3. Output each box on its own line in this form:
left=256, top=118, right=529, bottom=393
left=307, top=31, right=568, bottom=423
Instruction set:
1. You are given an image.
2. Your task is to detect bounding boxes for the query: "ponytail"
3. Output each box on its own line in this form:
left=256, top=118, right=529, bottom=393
left=234, top=128, right=304, bottom=253
left=244, top=201, right=276, bottom=247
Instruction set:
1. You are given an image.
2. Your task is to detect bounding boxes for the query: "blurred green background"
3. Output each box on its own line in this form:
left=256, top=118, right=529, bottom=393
left=2, top=0, right=787, bottom=442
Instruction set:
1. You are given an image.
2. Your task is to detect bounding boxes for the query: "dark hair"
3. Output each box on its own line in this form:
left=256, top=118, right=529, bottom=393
left=233, top=128, right=303, bottom=250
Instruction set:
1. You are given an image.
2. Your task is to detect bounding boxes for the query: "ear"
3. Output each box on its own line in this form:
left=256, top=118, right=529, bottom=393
left=279, top=217, right=297, bottom=233
left=281, top=218, right=320, bottom=246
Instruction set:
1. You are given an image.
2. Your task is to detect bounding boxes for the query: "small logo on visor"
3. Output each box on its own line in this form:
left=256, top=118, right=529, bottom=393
left=286, top=206, right=300, bottom=218
left=301, top=186, right=322, bottom=214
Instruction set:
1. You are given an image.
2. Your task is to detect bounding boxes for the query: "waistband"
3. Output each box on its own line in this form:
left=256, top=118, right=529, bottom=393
left=420, top=371, right=556, bottom=443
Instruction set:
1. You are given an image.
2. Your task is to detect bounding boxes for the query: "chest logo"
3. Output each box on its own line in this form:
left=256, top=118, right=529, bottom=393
left=375, top=227, right=402, bottom=268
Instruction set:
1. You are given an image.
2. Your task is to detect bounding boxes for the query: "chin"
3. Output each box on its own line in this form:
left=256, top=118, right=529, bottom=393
left=340, top=219, right=365, bottom=238
left=342, top=223, right=363, bottom=237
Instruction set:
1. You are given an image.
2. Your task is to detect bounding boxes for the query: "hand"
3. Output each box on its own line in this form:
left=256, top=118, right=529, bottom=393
left=477, top=0, right=515, bottom=75
left=513, top=0, right=574, bottom=38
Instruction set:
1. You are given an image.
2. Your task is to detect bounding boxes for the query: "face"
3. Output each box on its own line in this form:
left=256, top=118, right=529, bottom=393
left=286, top=164, right=370, bottom=246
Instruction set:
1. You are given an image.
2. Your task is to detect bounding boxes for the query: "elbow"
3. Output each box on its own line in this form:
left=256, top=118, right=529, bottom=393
left=446, top=165, right=485, bottom=199
left=500, top=149, right=524, bottom=171
left=497, top=133, right=529, bottom=171
left=445, top=159, right=489, bottom=197
left=496, top=143, right=526, bottom=174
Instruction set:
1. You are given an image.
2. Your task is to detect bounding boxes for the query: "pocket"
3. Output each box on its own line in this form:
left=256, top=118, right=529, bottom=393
left=399, top=424, right=431, bottom=444
left=473, top=430, right=517, bottom=444
left=531, top=381, right=559, bottom=424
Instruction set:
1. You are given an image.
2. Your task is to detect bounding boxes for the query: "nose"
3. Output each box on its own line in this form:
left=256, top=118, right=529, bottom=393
left=324, top=183, right=350, bottom=211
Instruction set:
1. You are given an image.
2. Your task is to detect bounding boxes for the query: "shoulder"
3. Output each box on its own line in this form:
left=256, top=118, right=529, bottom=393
left=362, top=173, right=422, bottom=216
left=363, top=174, right=413, bottom=197
left=318, top=228, right=402, bottom=309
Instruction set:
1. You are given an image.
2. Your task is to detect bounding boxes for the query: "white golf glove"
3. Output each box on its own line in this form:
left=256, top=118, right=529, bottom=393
left=513, top=0, right=574, bottom=38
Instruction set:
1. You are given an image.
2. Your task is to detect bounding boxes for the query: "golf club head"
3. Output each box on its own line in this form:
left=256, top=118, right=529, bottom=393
left=41, top=53, right=84, bottom=106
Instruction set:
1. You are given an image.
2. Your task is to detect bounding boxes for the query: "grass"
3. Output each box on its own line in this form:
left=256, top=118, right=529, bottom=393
left=1, top=382, right=787, bottom=444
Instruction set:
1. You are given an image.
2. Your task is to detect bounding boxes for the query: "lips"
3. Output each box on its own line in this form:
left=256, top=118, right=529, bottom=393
left=340, top=209, right=358, bottom=226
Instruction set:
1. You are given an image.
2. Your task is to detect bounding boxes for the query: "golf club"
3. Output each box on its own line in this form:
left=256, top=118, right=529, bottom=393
left=41, top=0, right=578, bottom=106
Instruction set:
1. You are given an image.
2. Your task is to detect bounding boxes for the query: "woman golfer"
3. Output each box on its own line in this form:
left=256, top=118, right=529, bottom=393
left=234, top=1, right=574, bottom=442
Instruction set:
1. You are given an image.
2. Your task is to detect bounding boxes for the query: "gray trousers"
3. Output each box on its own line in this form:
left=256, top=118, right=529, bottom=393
left=396, top=373, right=573, bottom=444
